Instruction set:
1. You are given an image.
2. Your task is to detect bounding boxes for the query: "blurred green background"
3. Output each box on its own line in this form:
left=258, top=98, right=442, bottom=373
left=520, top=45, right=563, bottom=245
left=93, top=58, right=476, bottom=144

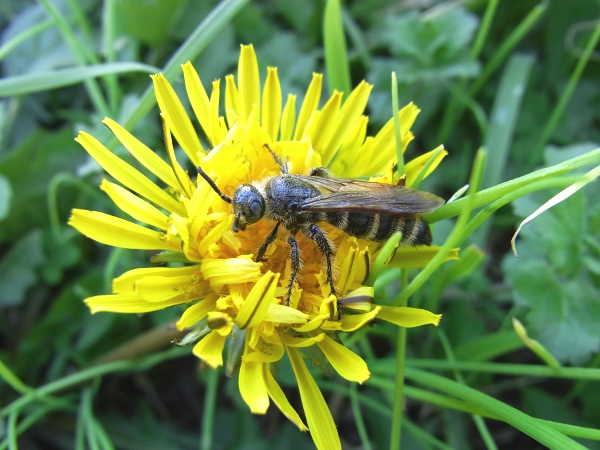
left=1, top=0, right=600, bottom=448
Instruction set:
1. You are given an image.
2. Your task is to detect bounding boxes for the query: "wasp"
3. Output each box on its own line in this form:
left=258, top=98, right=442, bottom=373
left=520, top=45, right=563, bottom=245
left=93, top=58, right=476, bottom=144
left=197, top=145, right=444, bottom=304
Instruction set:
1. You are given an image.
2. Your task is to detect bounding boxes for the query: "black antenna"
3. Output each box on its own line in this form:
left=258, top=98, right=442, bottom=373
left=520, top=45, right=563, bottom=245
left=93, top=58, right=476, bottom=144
left=263, top=144, right=288, bottom=174
left=197, top=166, right=232, bottom=204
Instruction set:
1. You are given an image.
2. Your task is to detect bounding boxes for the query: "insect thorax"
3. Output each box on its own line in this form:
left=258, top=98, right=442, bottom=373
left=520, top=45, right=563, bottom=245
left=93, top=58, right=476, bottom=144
left=264, top=175, right=322, bottom=228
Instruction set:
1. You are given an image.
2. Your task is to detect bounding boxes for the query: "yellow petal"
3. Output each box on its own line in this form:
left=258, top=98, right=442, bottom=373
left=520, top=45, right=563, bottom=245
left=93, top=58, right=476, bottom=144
left=209, top=80, right=227, bottom=144
left=263, top=366, right=308, bottom=431
left=321, top=81, right=372, bottom=166
left=242, top=339, right=284, bottom=363
left=307, top=91, right=342, bottom=155
left=176, top=294, right=218, bottom=330
left=287, top=347, right=341, bottom=450
left=262, top=67, right=282, bottom=140
left=182, top=61, right=211, bottom=143
left=338, top=286, right=374, bottom=313
left=75, top=132, right=186, bottom=216
left=340, top=306, right=381, bottom=332
left=316, top=335, right=370, bottom=383
left=405, top=145, right=448, bottom=186
left=387, top=246, right=459, bottom=269
left=151, top=73, right=202, bottom=164
left=320, top=320, right=342, bottom=331
left=280, top=333, right=325, bottom=348
left=207, top=311, right=234, bottom=336
left=169, top=213, right=200, bottom=262
left=113, top=265, right=199, bottom=294
left=236, top=271, right=279, bottom=329
left=224, top=74, right=240, bottom=127
left=377, top=305, right=442, bottom=327
left=161, top=117, right=194, bottom=199
left=362, top=103, right=419, bottom=175
left=239, top=361, right=269, bottom=413
left=197, top=214, right=233, bottom=256
left=330, top=115, right=368, bottom=174
left=200, top=256, right=262, bottom=289
left=193, top=330, right=227, bottom=368
left=136, top=274, right=202, bottom=302
left=264, top=304, right=308, bottom=324
left=100, top=180, right=170, bottom=230
left=85, top=292, right=186, bottom=314
left=238, top=44, right=260, bottom=121
left=319, top=295, right=338, bottom=321
left=294, top=73, right=323, bottom=140
left=372, top=102, right=419, bottom=154
left=102, top=118, right=180, bottom=190
left=280, top=94, right=296, bottom=141
left=69, top=209, right=179, bottom=250
left=187, top=178, right=216, bottom=240
left=292, top=314, right=329, bottom=332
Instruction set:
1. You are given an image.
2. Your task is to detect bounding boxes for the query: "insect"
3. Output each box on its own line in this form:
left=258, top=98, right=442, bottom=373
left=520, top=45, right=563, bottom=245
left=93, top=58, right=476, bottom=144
left=197, top=145, right=444, bottom=305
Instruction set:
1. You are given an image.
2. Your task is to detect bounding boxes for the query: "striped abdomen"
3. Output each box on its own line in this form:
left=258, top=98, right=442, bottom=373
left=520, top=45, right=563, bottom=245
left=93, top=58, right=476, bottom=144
left=324, top=212, right=432, bottom=246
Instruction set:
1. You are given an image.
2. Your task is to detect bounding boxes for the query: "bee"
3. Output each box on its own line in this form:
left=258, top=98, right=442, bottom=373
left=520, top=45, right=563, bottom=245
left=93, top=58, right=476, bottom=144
left=197, top=145, right=444, bottom=304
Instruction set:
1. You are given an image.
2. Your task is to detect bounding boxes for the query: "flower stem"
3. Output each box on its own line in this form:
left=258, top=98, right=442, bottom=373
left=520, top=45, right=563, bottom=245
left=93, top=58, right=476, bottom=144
left=390, top=269, right=409, bottom=450
left=201, top=368, right=219, bottom=450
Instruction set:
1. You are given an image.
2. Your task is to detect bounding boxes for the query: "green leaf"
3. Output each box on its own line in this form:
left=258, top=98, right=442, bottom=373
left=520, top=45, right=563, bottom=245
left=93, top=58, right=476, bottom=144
left=0, top=174, right=12, bottom=220
left=370, top=8, right=480, bottom=83
left=0, top=231, right=45, bottom=307
left=114, top=0, right=190, bottom=46
left=0, top=128, right=85, bottom=244
left=503, top=173, right=600, bottom=364
left=40, top=230, right=81, bottom=285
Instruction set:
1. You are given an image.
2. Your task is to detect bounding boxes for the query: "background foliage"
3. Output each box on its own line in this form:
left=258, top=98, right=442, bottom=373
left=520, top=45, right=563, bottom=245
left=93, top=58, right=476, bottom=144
left=1, top=0, right=600, bottom=449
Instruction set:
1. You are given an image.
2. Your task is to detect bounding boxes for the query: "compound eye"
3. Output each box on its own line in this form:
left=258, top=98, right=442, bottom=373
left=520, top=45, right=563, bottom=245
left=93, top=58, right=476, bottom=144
left=248, top=200, right=263, bottom=222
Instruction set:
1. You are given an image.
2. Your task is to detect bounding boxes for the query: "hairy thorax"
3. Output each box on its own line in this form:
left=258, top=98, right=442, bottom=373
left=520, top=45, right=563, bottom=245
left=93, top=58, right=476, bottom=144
left=263, top=175, right=322, bottom=230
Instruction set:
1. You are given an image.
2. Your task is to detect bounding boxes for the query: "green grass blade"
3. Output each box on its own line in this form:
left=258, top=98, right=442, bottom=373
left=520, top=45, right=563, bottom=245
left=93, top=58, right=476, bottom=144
left=38, top=0, right=110, bottom=116
left=469, top=1, right=548, bottom=97
left=391, top=150, right=487, bottom=306
left=473, top=53, right=534, bottom=245
left=426, top=148, right=600, bottom=223
left=200, top=368, right=220, bottom=450
left=323, top=0, right=351, bottom=97
left=0, top=19, right=53, bottom=62
left=454, top=331, right=523, bottom=361
left=402, top=360, right=600, bottom=380
left=471, top=0, right=500, bottom=59
left=0, top=347, right=188, bottom=418
left=350, top=384, right=373, bottom=450
left=102, top=0, right=120, bottom=112
left=119, top=0, right=250, bottom=136
left=438, top=330, right=498, bottom=450
left=0, top=63, right=159, bottom=97
left=530, top=19, right=600, bottom=163
left=404, top=368, right=588, bottom=450
left=437, top=1, right=547, bottom=143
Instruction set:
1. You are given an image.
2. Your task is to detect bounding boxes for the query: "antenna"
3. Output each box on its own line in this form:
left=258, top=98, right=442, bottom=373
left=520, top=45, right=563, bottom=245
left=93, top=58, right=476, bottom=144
left=196, top=166, right=232, bottom=204
left=263, top=144, right=288, bottom=174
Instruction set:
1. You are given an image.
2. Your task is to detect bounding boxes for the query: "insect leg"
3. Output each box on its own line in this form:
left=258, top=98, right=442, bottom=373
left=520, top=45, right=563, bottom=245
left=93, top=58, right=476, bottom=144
left=255, top=222, right=280, bottom=262
left=286, top=233, right=301, bottom=305
left=302, top=224, right=336, bottom=297
left=263, top=144, right=288, bottom=174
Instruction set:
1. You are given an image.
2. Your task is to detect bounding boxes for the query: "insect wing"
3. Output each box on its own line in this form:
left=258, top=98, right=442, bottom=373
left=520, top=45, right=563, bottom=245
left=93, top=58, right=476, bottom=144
left=299, top=176, right=444, bottom=214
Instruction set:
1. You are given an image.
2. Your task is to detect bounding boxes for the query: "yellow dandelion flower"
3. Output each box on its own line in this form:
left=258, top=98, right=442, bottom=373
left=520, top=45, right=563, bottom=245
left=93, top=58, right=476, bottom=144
left=69, top=44, right=452, bottom=450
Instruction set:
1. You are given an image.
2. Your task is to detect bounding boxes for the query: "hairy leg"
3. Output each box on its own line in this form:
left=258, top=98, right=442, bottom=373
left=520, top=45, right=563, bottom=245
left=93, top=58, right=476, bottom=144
left=255, top=222, right=280, bottom=262
left=302, top=224, right=336, bottom=297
